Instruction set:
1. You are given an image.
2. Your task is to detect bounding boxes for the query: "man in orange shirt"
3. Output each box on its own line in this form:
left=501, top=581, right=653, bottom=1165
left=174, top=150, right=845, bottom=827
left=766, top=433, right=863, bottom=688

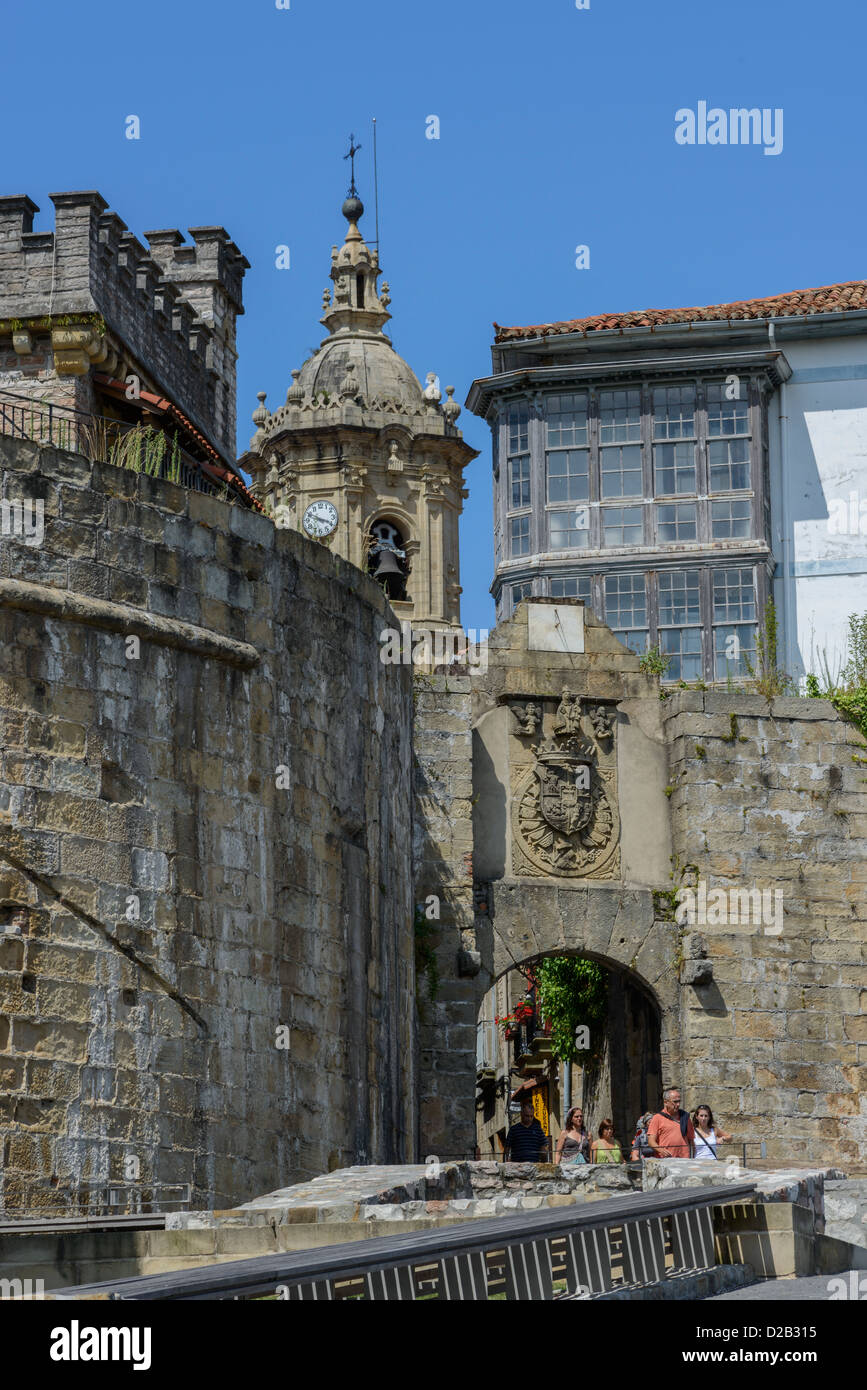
left=647, top=1086, right=695, bottom=1159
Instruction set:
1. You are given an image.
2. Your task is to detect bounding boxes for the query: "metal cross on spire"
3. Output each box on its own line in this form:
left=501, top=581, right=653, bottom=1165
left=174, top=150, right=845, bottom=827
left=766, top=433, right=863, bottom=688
left=344, top=133, right=362, bottom=195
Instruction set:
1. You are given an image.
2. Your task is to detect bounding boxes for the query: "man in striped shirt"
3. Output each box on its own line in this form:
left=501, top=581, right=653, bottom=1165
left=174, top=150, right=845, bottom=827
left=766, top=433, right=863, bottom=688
left=504, top=1097, right=550, bottom=1161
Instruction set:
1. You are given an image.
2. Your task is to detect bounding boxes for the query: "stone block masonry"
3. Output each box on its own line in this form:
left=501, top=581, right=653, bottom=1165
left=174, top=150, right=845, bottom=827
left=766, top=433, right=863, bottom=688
left=0, top=192, right=247, bottom=465
left=412, top=674, right=477, bottom=1157
left=663, top=690, right=867, bottom=1169
left=0, top=434, right=416, bottom=1213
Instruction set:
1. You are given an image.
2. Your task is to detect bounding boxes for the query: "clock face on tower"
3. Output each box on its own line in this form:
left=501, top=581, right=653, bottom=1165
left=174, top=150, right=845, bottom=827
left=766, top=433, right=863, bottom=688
left=302, top=499, right=339, bottom=538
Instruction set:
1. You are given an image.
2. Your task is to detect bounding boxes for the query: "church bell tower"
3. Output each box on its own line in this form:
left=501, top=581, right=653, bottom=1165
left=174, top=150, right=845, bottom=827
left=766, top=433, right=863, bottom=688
left=243, top=147, right=478, bottom=630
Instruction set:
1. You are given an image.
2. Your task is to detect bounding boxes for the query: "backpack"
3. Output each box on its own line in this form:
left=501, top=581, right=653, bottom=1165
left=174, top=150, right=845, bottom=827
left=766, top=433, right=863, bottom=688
left=635, top=1129, right=654, bottom=1158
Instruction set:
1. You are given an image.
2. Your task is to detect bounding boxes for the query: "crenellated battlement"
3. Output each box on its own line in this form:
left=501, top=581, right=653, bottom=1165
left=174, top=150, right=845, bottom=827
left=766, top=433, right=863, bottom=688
left=0, top=191, right=248, bottom=465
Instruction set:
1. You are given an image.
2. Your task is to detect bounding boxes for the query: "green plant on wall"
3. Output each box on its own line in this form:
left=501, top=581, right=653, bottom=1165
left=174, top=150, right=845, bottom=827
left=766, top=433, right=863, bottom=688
left=535, top=956, right=607, bottom=1066
left=414, top=904, right=439, bottom=1001
left=639, top=645, right=671, bottom=679
left=744, top=598, right=793, bottom=699
left=807, top=613, right=867, bottom=743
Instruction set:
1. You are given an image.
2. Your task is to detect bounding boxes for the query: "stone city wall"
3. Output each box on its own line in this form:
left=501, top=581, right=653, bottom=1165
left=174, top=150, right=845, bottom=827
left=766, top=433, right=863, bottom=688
left=0, top=434, right=415, bottom=1213
left=665, top=691, right=867, bottom=1170
left=414, top=603, right=866, bottom=1171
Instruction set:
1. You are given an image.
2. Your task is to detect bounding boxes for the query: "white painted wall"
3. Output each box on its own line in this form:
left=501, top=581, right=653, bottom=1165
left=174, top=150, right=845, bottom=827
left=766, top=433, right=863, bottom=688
left=770, top=334, right=867, bottom=682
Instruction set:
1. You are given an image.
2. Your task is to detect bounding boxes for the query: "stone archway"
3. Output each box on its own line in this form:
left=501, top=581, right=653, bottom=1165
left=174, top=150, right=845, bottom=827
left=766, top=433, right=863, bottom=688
left=476, top=880, right=684, bottom=1093
left=477, top=948, right=664, bottom=1157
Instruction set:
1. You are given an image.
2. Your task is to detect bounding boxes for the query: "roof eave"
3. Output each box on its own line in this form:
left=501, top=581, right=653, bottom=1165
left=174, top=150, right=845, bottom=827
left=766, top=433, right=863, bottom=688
left=466, top=345, right=793, bottom=419
left=494, top=304, right=867, bottom=352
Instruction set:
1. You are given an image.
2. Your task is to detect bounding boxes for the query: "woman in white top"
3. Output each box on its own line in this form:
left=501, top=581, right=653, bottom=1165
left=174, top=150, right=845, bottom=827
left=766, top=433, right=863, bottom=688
left=692, top=1104, right=732, bottom=1160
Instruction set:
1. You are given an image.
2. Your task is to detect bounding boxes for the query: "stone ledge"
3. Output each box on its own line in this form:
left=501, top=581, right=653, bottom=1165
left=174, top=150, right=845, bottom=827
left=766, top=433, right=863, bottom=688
left=660, top=690, right=842, bottom=722
left=643, top=1158, right=846, bottom=1209
left=0, top=575, right=260, bottom=669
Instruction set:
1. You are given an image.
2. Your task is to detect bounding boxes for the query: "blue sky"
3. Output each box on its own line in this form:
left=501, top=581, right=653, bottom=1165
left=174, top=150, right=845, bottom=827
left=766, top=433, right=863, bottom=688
left=2, top=0, right=865, bottom=634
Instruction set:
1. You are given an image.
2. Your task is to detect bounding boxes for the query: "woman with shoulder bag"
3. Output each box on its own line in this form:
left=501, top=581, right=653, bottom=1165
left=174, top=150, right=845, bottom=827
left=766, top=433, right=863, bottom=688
left=555, top=1106, right=590, bottom=1165
left=692, top=1104, right=732, bottom=1161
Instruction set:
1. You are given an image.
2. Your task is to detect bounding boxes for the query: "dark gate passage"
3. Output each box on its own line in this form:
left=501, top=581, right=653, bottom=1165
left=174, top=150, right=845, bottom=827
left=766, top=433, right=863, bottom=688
left=477, top=955, right=663, bottom=1158
left=603, top=971, right=663, bottom=1145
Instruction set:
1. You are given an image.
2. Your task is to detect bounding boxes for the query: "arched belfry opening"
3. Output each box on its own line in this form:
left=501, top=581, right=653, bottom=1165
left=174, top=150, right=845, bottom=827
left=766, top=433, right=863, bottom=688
left=475, top=954, right=662, bottom=1161
left=367, top=518, right=410, bottom=601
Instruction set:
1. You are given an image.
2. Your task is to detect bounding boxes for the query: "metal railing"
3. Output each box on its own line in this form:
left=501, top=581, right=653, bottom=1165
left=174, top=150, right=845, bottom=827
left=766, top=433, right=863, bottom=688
left=511, top=1013, right=551, bottom=1065
left=631, top=1141, right=769, bottom=1165
left=52, top=1181, right=757, bottom=1301
left=16, top=1181, right=192, bottom=1218
left=0, top=1212, right=167, bottom=1236
left=0, top=388, right=246, bottom=503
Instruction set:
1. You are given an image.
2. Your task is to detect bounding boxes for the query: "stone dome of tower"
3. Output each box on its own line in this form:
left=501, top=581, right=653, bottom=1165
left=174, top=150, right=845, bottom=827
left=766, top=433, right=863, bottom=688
left=297, top=334, right=424, bottom=407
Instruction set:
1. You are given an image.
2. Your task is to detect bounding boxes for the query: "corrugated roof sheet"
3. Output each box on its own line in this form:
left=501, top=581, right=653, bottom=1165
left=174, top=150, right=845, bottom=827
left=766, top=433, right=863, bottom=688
left=493, top=280, right=867, bottom=344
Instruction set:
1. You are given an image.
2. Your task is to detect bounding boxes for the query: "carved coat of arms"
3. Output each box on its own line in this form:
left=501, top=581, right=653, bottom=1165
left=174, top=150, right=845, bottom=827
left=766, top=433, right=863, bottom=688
left=510, top=695, right=619, bottom=879
left=536, top=747, right=592, bottom=837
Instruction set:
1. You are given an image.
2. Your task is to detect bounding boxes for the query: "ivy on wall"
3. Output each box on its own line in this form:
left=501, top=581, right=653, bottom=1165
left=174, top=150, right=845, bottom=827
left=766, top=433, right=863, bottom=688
left=414, top=904, right=439, bottom=1000
left=536, top=956, right=608, bottom=1066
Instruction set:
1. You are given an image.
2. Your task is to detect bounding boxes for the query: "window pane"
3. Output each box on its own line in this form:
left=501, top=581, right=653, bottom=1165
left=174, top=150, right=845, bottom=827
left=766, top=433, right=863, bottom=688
left=616, top=629, right=649, bottom=655
left=601, top=444, right=642, bottom=498
left=604, top=573, right=647, bottom=628
left=714, top=623, right=757, bottom=679
left=660, top=626, right=703, bottom=681
left=547, top=448, right=589, bottom=503
left=711, top=498, right=751, bottom=539
left=508, top=404, right=529, bottom=455
left=510, top=456, right=530, bottom=509
left=709, top=438, right=750, bottom=491
left=512, top=582, right=533, bottom=606
left=653, top=385, right=696, bottom=440
left=658, top=569, right=701, bottom=624
left=707, top=382, right=750, bottom=436
left=550, top=576, right=592, bottom=602
left=510, top=514, right=530, bottom=555
left=654, top=442, right=696, bottom=495
left=713, top=567, right=756, bottom=622
left=599, top=389, right=641, bottom=444
left=602, top=505, right=643, bottom=546
left=656, top=502, right=697, bottom=542
left=546, top=393, right=588, bottom=448
left=549, top=508, right=590, bottom=550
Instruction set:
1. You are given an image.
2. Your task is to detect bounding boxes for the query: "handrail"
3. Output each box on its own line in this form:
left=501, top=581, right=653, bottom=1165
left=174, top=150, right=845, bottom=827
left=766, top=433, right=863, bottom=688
left=52, top=1181, right=757, bottom=1301
left=0, top=1213, right=166, bottom=1236
left=0, top=388, right=252, bottom=506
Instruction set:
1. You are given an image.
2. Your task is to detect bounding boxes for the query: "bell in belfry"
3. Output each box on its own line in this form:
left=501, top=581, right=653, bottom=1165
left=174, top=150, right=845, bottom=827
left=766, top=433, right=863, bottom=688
left=370, top=541, right=407, bottom=601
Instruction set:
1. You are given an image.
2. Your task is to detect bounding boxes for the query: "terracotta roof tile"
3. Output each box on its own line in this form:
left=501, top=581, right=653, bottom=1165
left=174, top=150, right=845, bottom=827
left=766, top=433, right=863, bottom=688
left=493, top=280, right=867, bottom=344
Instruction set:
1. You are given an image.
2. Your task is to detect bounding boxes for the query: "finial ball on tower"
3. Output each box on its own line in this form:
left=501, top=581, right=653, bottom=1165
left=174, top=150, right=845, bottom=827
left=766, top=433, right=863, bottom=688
left=342, top=195, right=364, bottom=225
